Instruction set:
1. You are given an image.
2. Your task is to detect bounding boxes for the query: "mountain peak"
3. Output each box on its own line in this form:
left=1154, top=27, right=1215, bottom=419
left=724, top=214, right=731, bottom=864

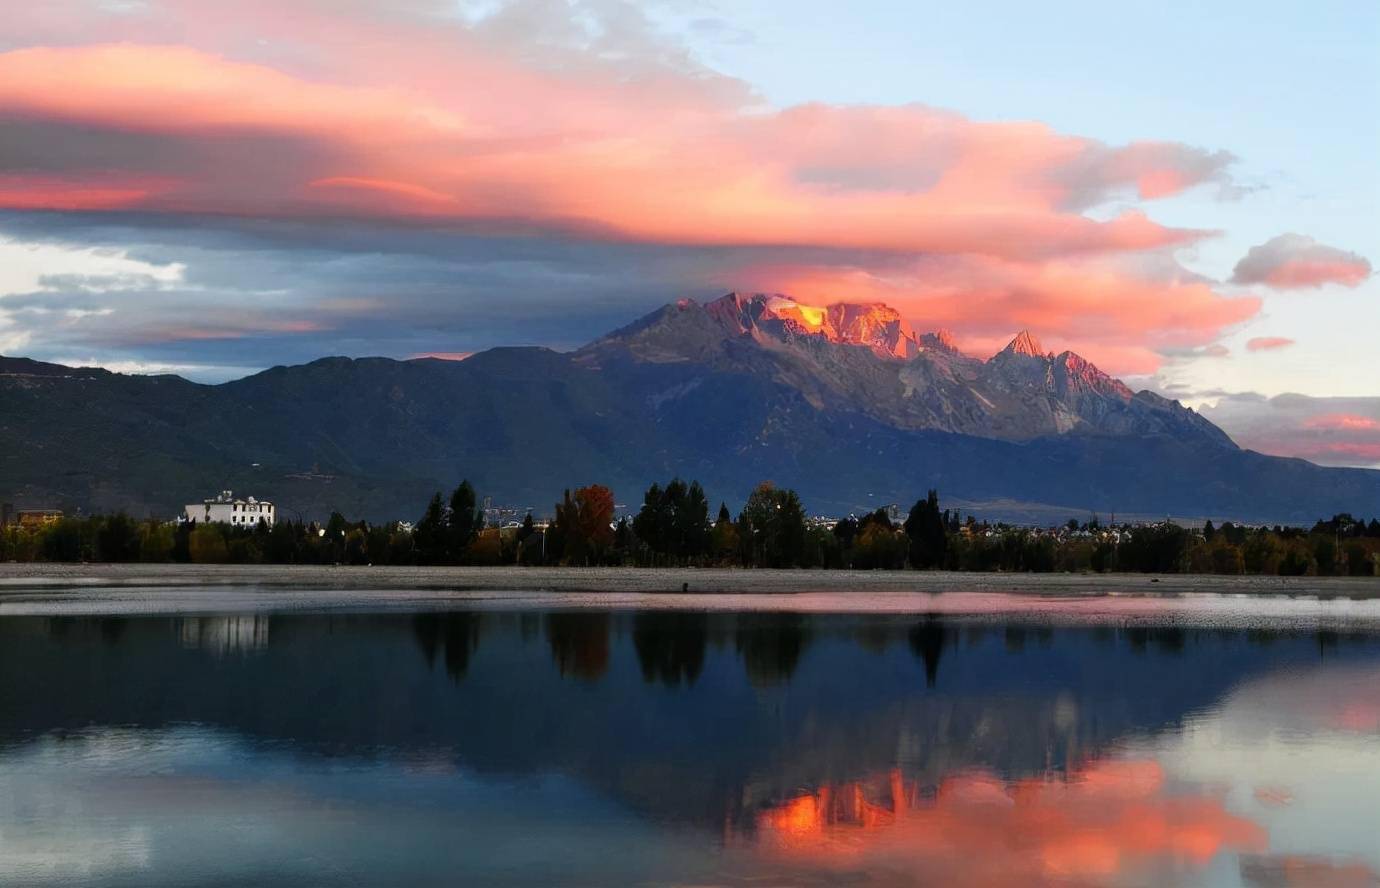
left=920, top=328, right=960, bottom=354
left=705, top=292, right=919, bottom=359
left=1002, top=330, right=1046, bottom=358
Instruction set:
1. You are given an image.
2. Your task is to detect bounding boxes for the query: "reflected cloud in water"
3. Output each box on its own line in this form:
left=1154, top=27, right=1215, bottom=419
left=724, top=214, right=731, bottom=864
left=748, top=761, right=1267, bottom=886
left=1, top=608, right=1379, bottom=885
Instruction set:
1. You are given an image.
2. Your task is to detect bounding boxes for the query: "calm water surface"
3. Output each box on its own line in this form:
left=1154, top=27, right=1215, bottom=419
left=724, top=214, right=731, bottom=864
left=2, top=594, right=1379, bottom=886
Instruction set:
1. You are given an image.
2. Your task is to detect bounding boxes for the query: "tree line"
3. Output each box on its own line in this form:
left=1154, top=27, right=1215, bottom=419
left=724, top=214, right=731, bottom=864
left=3, top=479, right=1378, bottom=576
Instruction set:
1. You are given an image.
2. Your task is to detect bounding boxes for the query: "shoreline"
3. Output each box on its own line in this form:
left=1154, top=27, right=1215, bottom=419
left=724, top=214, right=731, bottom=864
left=2, top=565, right=1378, bottom=625
left=2, top=561, right=1380, bottom=595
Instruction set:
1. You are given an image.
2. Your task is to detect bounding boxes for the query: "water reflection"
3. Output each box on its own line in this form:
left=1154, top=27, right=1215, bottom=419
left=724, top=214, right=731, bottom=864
left=412, top=611, right=483, bottom=680
left=908, top=614, right=951, bottom=687
left=545, top=611, right=611, bottom=681
left=178, top=615, right=270, bottom=656
left=632, top=611, right=707, bottom=687
left=1, top=608, right=1378, bottom=886
left=734, top=613, right=811, bottom=687
left=748, top=761, right=1267, bottom=886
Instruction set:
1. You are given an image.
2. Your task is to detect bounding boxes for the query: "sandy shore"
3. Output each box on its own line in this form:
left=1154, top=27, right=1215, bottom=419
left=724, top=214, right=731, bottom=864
left=1, top=562, right=1377, bottom=596
left=1, top=564, right=1378, bottom=622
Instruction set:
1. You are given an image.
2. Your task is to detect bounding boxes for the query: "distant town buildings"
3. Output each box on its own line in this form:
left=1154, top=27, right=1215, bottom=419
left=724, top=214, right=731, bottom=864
left=1, top=503, right=64, bottom=528
left=183, top=491, right=276, bottom=528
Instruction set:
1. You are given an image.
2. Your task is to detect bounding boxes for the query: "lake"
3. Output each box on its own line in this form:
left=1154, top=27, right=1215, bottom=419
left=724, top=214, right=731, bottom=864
left=2, top=592, right=1378, bottom=886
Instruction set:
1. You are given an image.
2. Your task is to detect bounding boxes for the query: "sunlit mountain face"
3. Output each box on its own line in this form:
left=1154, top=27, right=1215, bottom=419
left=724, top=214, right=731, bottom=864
left=579, top=292, right=1228, bottom=444
left=5, top=287, right=1380, bottom=522
left=2, top=605, right=1379, bottom=886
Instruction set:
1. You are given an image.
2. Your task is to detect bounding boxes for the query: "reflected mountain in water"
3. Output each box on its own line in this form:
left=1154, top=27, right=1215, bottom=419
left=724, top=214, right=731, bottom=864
left=2, top=610, right=1379, bottom=838
left=747, top=760, right=1269, bottom=886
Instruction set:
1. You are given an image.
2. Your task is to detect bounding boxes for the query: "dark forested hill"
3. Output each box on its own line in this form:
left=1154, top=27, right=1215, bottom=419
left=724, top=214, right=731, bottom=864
left=3, top=294, right=1379, bottom=523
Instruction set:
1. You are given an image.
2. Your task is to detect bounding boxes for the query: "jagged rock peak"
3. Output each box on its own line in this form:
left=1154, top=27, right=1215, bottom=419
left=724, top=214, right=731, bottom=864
left=1001, top=329, right=1047, bottom=358
left=920, top=328, right=959, bottom=353
left=706, top=292, right=920, bottom=359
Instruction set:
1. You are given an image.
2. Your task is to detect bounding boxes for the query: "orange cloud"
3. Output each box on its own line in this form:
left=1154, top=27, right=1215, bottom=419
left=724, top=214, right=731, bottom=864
left=746, top=760, right=1266, bottom=886
left=1246, top=337, right=1295, bottom=352
left=0, top=3, right=1261, bottom=370
left=742, top=256, right=1259, bottom=375
left=0, top=42, right=1223, bottom=262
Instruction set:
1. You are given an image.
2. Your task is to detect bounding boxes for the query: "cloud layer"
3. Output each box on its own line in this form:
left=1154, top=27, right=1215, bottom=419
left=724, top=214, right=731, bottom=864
left=0, top=0, right=1351, bottom=387
left=1199, top=393, right=1380, bottom=467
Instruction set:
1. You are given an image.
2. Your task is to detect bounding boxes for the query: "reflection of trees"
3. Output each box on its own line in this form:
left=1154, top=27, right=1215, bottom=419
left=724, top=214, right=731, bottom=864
left=736, top=614, right=810, bottom=688
left=177, top=616, right=270, bottom=657
left=45, top=616, right=129, bottom=646
left=852, top=620, right=897, bottom=655
left=546, top=612, right=611, bottom=681
left=412, top=612, right=484, bottom=681
left=908, top=615, right=951, bottom=688
left=1123, top=627, right=1188, bottom=655
left=633, top=612, right=708, bottom=687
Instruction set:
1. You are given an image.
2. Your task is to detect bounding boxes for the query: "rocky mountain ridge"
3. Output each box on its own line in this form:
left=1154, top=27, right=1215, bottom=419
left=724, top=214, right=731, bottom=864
left=581, top=292, right=1229, bottom=446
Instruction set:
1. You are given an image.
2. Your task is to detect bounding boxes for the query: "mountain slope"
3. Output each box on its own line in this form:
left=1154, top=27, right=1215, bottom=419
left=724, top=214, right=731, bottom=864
left=2, top=295, right=1377, bottom=523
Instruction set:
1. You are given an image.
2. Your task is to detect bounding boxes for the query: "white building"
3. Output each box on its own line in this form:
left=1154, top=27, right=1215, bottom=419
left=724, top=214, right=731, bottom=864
left=183, top=491, right=276, bottom=528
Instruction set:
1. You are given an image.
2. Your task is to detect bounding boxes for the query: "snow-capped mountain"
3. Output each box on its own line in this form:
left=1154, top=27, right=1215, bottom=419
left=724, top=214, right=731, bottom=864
left=581, top=292, right=1231, bottom=446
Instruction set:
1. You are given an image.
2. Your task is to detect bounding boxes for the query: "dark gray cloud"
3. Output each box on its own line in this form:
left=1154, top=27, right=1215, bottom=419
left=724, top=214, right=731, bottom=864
left=4, top=209, right=838, bottom=378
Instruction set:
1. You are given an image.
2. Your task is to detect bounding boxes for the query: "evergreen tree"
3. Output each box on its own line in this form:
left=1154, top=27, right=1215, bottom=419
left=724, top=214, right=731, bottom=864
left=740, top=482, right=806, bottom=568
left=447, top=480, right=481, bottom=562
left=517, top=512, right=536, bottom=543
left=677, top=481, right=711, bottom=560
left=415, top=492, right=448, bottom=564
left=904, top=489, right=948, bottom=569
left=633, top=482, right=668, bottom=560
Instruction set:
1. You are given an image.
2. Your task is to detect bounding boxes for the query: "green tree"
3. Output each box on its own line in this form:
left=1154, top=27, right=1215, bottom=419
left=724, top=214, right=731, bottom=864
left=415, top=492, right=448, bottom=564
left=740, top=482, right=806, bottom=568
left=447, top=480, right=482, bottom=562
left=95, top=514, right=141, bottom=562
left=632, top=482, right=669, bottom=561
left=1312, top=534, right=1339, bottom=576
left=138, top=520, right=175, bottom=563
left=677, top=481, right=711, bottom=561
left=188, top=524, right=228, bottom=563
left=1344, top=542, right=1375, bottom=577
left=904, top=490, right=948, bottom=569
left=517, top=513, right=536, bottom=543
left=710, top=503, right=738, bottom=563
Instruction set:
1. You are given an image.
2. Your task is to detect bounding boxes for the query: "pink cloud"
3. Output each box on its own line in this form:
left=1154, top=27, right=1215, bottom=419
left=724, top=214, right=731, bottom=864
left=410, top=352, right=473, bottom=362
left=1232, top=234, right=1372, bottom=289
left=0, top=1, right=1259, bottom=371
left=738, top=256, right=1259, bottom=376
left=1246, top=337, right=1295, bottom=352
left=1202, top=397, right=1380, bottom=468
left=0, top=41, right=1222, bottom=263
left=1304, top=413, right=1380, bottom=431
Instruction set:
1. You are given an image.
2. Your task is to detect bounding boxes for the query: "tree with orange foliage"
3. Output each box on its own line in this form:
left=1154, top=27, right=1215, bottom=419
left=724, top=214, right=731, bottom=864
left=553, top=484, right=616, bottom=565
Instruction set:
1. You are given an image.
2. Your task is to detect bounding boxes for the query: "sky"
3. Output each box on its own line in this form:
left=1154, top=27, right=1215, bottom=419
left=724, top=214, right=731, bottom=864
left=0, top=0, right=1376, bottom=465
